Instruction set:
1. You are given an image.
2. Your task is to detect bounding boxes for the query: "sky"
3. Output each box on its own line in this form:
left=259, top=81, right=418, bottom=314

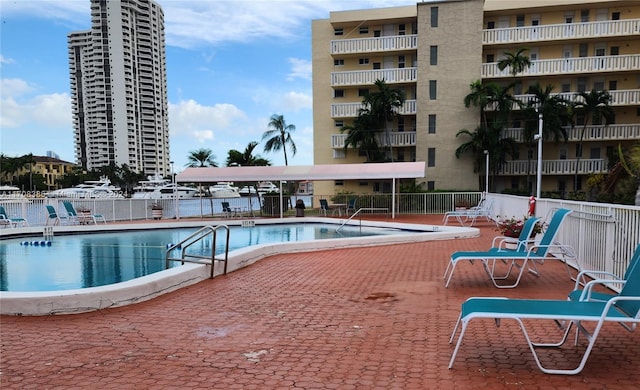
left=0, top=0, right=420, bottom=172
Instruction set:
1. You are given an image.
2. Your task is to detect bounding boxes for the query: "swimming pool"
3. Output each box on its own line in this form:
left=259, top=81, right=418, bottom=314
left=0, top=222, right=414, bottom=292
left=0, top=217, right=477, bottom=315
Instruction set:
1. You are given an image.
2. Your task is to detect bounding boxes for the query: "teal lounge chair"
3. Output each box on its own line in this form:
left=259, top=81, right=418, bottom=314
left=443, top=198, right=496, bottom=227
left=568, top=243, right=640, bottom=323
left=45, top=205, right=63, bottom=226
left=448, top=253, right=640, bottom=375
left=62, top=200, right=106, bottom=224
left=0, top=205, right=28, bottom=227
left=444, top=208, right=575, bottom=288
left=345, top=198, right=357, bottom=215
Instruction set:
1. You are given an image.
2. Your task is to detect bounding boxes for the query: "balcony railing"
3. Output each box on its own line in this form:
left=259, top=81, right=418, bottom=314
left=331, top=131, right=416, bottom=149
left=330, top=34, right=418, bottom=55
left=502, top=124, right=640, bottom=143
left=483, top=18, right=640, bottom=45
left=500, top=159, right=608, bottom=176
left=482, top=54, right=640, bottom=78
left=331, top=100, right=417, bottom=118
left=331, top=67, right=417, bottom=87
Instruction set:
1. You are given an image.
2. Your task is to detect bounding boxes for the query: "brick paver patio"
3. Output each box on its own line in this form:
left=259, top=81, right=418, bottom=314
left=1, top=215, right=638, bottom=389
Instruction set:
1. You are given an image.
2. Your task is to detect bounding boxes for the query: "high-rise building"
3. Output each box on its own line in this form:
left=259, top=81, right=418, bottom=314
left=68, top=0, right=170, bottom=176
left=312, top=0, right=640, bottom=197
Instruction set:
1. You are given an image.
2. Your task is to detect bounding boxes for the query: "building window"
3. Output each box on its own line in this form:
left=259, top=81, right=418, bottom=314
left=427, top=148, right=436, bottom=167
left=334, top=180, right=344, bottom=186
left=398, top=24, right=405, bottom=35
left=610, top=46, right=619, bottom=56
left=580, top=9, right=590, bottom=22
left=579, top=43, right=588, bottom=57
left=429, top=80, right=437, bottom=100
left=359, top=58, right=369, bottom=65
left=590, top=147, right=601, bottom=159
left=430, top=46, right=438, bottom=65
left=612, top=12, right=620, bottom=20
left=430, top=7, right=438, bottom=27
left=397, top=150, right=405, bottom=162
left=359, top=26, right=368, bottom=34
left=358, top=88, right=369, bottom=97
left=398, top=55, right=406, bottom=68
left=428, top=114, right=436, bottom=134
left=334, top=28, right=343, bottom=36
left=487, top=21, right=495, bottom=29
left=335, top=120, right=344, bottom=128
left=486, top=54, right=494, bottom=63
left=516, top=15, right=525, bottom=27
left=359, top=181, right=369, bottom=186
left=593, top=80, right=605, bottom=91
left=427, top=181, right=435, bottom=191
left=559, top=148, right=567, bottom=160
left=334, top=89, right=344, bottom=98
left=397, top=117, right=404, bottom=132
left=577, top=78, right=587, bottom=92
left=334, top=59, right=344, bottom=66
left=374, top=30, right=381, bottom=37
left=561, top=82, right=571, bottom=93
left=373, top=62, right=381, bottom=69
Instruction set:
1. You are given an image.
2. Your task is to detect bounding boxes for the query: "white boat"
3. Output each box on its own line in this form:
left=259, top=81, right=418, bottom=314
left=132, top=173, right=197, bottom=199
left=238, top=181, right=280, bottom=196
left=45, top=176, right=123, bottom=199
left=209, top=182, right=240, bottom=198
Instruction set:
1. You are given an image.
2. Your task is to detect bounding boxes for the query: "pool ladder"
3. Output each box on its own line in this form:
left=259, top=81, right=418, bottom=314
left=165, top=225, right=230, bottom=279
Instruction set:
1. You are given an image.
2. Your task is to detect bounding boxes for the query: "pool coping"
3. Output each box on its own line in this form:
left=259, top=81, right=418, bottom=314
left=0, top=217, right=477, bottom=315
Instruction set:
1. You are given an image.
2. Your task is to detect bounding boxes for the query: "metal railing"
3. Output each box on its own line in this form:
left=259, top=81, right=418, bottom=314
left=336, top=207, right=389, bottom=232
left=165, top=225, right=230, bottom=278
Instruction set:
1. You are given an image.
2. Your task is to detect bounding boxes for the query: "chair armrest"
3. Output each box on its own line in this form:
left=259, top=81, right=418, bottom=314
left=577, top=278, right=627, bottom=301
left=573, top=270, right=622, bottom=290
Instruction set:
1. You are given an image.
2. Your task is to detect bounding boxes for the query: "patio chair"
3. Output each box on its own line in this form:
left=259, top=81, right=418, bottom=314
left=45, top=205, right=63, bottom=226
left=448, top=254, right=640, bottom=375
left=0, top=205, right=28, bottom=227
left=319, top=199, right=333, bottom=216
left=62, top=200, right=106, bottom=224
left=443, top=208, right=575, bottom=288
left=345, top=198, right=357, bottom=215
left=221, top=201, right=233, bottom=217
left=568, top=243, right=640, bottom=315
left=442, top=198, right=496, bottom=227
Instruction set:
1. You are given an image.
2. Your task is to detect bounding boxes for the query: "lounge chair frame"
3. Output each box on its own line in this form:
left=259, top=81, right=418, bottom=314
left=443, top=208, right=576, bottom=288
left=442, top=198, right=496, bottom=227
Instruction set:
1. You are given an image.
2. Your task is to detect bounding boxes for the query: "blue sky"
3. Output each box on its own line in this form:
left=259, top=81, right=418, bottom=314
left=0, top=0, right=418, bottom=172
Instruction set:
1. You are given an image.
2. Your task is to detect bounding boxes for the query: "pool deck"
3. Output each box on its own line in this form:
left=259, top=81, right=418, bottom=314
left=1, top=214, right=639, bottom=388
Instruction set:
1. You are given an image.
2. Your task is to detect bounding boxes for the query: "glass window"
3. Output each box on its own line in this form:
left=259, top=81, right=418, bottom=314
left=359, top=58, right=369, bottom=65
left=427, top=148, right=436, bottom=167
left=431, top=7, right=438, bottom=27
left=334, top=28, right=343, bottom=36
left=430, top=46, right=438, bottom=65
left=334, top=59, right=344, bottom=66
left=334, top=89, right=344, bottom=98
left=427, top=181, right=435, bottom=191
left=516, top=15, right=525, bottom=27
left=359, top=26, right=368, bottom=34
left=428, top=114, right=436, bottom=133
left=429, top=80, right=437, bottom=100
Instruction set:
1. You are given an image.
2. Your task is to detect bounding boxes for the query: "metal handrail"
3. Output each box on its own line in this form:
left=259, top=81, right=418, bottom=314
left=165, top=225, right=230, bottom=278
left=336, top=207, right=389, bottom=232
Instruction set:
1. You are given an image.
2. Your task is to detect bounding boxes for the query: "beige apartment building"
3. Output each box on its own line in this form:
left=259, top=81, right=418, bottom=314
left=311, top=0, right=640, bottom=196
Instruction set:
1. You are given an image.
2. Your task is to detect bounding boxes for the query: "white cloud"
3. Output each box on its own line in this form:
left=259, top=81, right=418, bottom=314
left=168, top=99, right=248, bottom=139
left=1, top=78, right=34, bottom=96
left=287, top=58, right=311, bottom=81
left=0, top=55, right=15, bottom=65
left=281, top=91, right=312, bottom=112
left=0, top=86, right=70, bottom=128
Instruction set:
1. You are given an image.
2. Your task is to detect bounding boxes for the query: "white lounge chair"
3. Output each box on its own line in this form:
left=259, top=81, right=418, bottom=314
left=442, top=198, right=495, bottom=226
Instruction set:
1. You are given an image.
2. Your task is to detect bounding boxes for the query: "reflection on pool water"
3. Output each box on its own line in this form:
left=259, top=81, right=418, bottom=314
left=0, top=223, right=416, bottom=292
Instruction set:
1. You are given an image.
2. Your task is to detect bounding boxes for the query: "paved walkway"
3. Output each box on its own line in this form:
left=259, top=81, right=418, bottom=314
left=1, top=215, right=638, bottom=389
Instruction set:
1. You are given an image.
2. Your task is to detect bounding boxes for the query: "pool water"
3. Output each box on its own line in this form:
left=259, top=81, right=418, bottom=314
left=0, top=223, right=413, bottom=292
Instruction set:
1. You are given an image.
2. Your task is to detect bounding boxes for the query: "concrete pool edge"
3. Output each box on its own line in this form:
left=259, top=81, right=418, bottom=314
left=0, top=217, right=477, bottom=315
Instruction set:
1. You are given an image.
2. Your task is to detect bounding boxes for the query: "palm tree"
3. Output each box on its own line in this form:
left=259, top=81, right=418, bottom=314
left=362, top=79, right=405, bottom=161
left=226, top=142, right=271, bottom=167
left=497, top=48, right=531, bottom=89
left=186, top=148, right=218, bottom=167
left=618, top=143, right=640, bottom=206
left=262, top=114, right=297, bottom=166
left=341, top=108, right=386, bottom=162
left=521, top=83, right=569, bottom=192
left=464, top=80, right=495, bottom=130
left=455, top=124, right=517, bottom=191
left=572, top=89, right=615, bottom=192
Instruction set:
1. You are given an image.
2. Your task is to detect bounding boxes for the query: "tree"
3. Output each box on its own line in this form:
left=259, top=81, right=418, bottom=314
left=186, top=148, right=218, bottom=167
left=226, top=142, right=271, bottom=167
left=521, top=83, right=569, bottom=193
left=604, top=143, right=640, bottom=205
left=262, top=114, right=297, bottom=166
left=455, top=123, right=517, bottom=191
left=342, top=79, right=405, bottom=162
left=572, top=89, right=615, bottom=192
left=497, top=48, right=531, bottom=88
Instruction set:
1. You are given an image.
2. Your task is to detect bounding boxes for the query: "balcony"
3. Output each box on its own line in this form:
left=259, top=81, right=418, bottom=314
left=330, top=34, right=418, bottom=55
left=331, top=67, right=417, bottom=87
left=502, top=124, right=640, bottom=143
left=500, top=159, right=608, bottom=176
left=331, top=100, right=417, bottom=118
left=482, top=54, right=640, bottom=78
left=486, top=89, right=640, bottom=111
left=483, top=18, right=640, bottom=45
left=331, top=131, right=416, bottom=149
